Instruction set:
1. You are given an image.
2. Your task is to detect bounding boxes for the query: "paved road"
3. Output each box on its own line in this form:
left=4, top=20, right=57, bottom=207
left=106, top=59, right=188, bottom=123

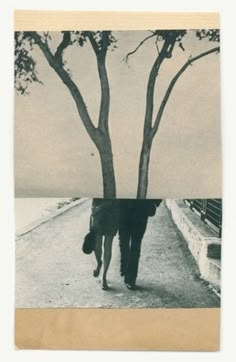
left=16, top=199, right=220, bottom=308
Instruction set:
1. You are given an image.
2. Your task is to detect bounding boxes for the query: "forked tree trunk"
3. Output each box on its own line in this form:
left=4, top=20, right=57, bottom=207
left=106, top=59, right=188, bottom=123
left=136, top=44, right=219, bottom=199
left=137, top=140, right=152, bottom=199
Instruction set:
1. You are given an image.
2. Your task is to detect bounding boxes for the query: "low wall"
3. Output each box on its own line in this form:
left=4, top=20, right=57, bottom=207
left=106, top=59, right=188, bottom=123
left=166, top=199, right=221, bottom=289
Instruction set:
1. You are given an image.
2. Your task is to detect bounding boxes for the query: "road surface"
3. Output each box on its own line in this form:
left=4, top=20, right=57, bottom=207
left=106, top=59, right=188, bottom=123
left=16, top=199, right=220, bottom=308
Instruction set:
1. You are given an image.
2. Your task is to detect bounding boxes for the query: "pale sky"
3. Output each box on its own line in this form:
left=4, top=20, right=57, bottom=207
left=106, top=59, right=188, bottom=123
left=15, top=30, right=221, bottom=198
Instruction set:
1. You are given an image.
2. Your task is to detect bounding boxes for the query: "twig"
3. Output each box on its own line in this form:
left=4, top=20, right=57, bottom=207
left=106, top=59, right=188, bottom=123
left=123, top=33, right=156, bottom=62
left=155, top=37, right=160, bottom=55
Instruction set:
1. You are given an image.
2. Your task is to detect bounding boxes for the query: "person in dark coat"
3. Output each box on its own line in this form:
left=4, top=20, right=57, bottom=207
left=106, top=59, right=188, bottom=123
left=91, top=198, right=119, bottom=290
left=119, top=199, right=162, bottom=290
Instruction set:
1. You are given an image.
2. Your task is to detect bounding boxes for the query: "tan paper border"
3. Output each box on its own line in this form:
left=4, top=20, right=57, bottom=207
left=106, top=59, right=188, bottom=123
left=15, top=308, right=220, bottom=350
left=14, top=11, right=221, bottom=351
left=14, top=11, right=219, bottom=31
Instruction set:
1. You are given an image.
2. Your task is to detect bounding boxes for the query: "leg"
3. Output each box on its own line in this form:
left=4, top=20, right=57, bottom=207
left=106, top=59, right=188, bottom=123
left=101, top=234, right=114, bottom=290
left=125, top=218, right=148, bottom=288
left=125, top=235, right=142, bottom=287
left=93, top=233, right=103, bottom=277
left=119, top=229, right=131, bottom=276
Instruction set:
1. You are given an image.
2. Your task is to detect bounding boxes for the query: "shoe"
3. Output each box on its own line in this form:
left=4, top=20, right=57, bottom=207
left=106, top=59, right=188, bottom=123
left=120, top=265, right=126, bottom=277
left=125, top=282, right=136, bottom=290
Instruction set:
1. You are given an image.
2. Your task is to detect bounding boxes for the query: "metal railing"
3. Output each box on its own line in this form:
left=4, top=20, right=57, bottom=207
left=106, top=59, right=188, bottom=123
left=185, top=199, right=222, bottom=237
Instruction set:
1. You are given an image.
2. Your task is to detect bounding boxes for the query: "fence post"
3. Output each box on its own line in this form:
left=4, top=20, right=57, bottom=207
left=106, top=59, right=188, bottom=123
left=200, top=199, right=207, bottom=222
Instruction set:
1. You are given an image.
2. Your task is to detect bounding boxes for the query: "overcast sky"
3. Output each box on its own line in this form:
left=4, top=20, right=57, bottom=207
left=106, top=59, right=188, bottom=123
left=15, top=30, right=221, bottom=198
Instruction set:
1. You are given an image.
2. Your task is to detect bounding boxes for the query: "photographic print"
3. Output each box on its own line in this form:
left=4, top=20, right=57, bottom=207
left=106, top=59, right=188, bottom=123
left=14, top=11, right=221, bottom=351
left=15, top=198, right=221, bottom=308
left=15, top=19, right=221, bottom=199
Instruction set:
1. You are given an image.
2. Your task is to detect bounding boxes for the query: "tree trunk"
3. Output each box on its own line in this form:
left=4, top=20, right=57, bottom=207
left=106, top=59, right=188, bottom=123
left=97, top=136, right=116, bottom=198
left=136, top=46, right=220, bottom=199
left=31, top=33, right=116, bottom=198
left=137, top=141, right=152, bottom=199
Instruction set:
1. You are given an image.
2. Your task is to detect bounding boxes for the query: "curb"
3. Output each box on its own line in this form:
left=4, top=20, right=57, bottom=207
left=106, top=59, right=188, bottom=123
left=16, top=198, right=89, bottom=237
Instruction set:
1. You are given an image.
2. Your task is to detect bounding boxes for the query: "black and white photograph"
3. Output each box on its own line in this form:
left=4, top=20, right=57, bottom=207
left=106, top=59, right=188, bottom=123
left=15, top=198, right=221, bottom=308
left=15, top=29, right=221, bottom=199
left=0, top=0, right=234, bottom=357
left=14, top=14, right=222, bottom=351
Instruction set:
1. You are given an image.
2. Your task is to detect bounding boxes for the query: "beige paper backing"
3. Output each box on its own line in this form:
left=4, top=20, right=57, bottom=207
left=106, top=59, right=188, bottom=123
left=14, top=11, right=221, bottom=351
left=14, top=11, right=219, bottom=31
left=15, top=308, right=220, bottom=351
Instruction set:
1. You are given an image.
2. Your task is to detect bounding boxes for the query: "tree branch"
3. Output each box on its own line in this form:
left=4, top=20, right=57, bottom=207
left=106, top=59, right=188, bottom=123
left=87, top=32, right=100, bottom=55
left=97, top=56, right=110, bottom=132
left=88, top=32, right=110, bottom=132
left=54, top=31, right=71, bottom=64
left=100, top=31, right=109, bottom=57
left=29, top=31, right=98, bottom=144
left=143, top=39, right=173, bottom=139
left=123, top=33, right=156, bottom=62
left=150, top=46, right=220, bottom=139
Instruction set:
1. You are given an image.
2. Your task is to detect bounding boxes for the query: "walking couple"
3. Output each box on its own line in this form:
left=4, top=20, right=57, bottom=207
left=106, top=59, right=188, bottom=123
left=90, top=198, right=162, bottom=290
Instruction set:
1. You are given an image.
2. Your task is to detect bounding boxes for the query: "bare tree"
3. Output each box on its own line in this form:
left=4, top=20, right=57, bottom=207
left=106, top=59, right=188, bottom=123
left=15, top=31, right=117, bottom=198
left=15, top=30, right=220, bottom=199
left=124, top=30, right=220, bottom=199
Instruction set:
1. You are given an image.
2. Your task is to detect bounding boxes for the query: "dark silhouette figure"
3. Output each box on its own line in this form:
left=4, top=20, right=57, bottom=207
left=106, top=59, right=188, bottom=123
left=119, top=199, right=162, bottom=290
